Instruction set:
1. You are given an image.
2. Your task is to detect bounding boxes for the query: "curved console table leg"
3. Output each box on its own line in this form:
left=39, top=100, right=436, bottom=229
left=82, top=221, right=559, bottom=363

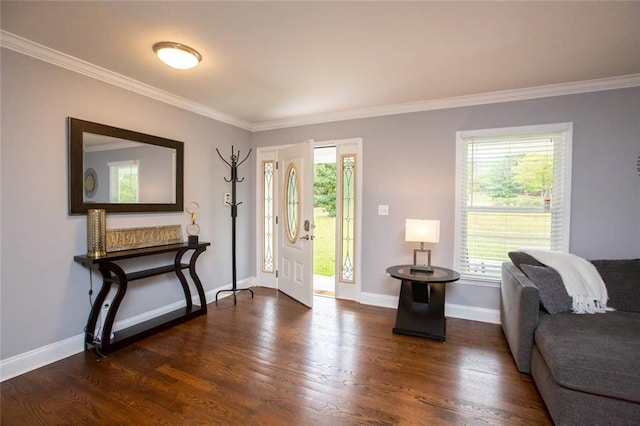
left=174, top=248, right=193, bottom=311
left=188, top=246, right=208, bottom=313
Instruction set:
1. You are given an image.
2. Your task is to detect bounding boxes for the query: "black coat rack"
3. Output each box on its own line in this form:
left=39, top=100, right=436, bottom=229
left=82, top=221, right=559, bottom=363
left=215, top=146, right=254, bottom=305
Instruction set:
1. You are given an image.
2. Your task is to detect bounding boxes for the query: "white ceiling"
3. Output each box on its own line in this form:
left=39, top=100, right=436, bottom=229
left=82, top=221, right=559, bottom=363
left=2, top=1, right=640, bottom=130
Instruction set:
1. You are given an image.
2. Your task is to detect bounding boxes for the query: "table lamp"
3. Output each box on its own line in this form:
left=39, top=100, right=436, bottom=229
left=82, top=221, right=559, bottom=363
left=405, top=219, right=440, bottom=273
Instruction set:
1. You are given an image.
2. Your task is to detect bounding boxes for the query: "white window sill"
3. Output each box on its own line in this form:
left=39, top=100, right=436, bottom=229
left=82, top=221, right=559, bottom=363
left=455, top=275, right=501, bottom=288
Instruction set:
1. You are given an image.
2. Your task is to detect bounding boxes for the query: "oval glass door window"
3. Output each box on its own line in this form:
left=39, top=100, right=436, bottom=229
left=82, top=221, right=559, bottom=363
left=284, top=163, right=300, bottom=242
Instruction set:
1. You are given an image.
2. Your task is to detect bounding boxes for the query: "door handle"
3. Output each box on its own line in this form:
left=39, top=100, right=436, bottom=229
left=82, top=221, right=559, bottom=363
left=300, top=234, right=314, bottom=240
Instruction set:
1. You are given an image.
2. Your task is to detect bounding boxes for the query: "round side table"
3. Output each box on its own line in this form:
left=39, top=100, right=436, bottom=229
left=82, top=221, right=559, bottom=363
left=386, top=265, right=460, bottom=342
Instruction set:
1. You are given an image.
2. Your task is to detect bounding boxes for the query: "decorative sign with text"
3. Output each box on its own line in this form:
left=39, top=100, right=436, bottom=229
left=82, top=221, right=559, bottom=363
left=106, top=225, right=183, bottom=252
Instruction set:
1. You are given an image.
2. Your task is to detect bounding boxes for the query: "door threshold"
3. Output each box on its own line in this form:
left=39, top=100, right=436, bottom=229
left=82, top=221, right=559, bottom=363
left=313, top=289, right=335, bottom=298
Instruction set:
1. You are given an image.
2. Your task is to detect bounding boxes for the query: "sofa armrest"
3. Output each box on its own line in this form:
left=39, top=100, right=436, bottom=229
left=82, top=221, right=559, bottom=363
left=501, top=262, right=540, bottom=373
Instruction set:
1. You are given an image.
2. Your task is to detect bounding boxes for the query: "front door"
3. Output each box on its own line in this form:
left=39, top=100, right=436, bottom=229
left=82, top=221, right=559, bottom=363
left=277, top=141, right=314, bottom=307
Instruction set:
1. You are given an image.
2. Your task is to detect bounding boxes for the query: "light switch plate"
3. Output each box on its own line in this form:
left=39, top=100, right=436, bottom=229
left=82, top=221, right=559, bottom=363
left=378, top=205, right=389, bottom=215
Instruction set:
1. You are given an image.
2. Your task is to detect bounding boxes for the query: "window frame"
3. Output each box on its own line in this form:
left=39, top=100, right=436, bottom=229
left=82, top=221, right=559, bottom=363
left=454, top=122, right=573, bottom=282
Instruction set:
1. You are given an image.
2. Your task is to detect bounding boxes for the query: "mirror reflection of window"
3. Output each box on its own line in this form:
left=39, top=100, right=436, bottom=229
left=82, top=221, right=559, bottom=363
left=108, top=160, right=139, bottom=203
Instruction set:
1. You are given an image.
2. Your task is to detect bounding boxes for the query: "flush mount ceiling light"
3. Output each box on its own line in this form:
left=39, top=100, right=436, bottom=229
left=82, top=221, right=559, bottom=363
left=152, top=41, right=202, bottom=70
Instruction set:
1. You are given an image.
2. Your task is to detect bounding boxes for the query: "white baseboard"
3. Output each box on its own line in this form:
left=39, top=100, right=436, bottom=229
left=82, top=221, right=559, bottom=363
left=0, top=279, right=255, bottom=382
left=445, top=302, right=501, bottom=324
left=359, top=292, right=501, bottom=324
left=359, top=292, right=398, bottom=309
left=2, top=280, right=500, bottom=382
left=0, top=334, right=85, bottom=382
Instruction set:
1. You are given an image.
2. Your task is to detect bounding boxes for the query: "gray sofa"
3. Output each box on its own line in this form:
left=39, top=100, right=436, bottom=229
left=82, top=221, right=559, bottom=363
left=501, top=256, right=640, bottom=425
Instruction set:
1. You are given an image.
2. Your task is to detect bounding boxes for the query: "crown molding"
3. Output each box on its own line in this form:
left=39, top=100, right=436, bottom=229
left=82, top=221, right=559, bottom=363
left=252, top=73, right=640, bottom=131
left=0, top=30, right=252, bottom=131
left=3, top=30, right=639, bottom=133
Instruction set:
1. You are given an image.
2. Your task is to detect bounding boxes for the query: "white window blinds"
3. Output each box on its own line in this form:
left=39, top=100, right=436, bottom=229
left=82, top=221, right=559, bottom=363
left=454, top=123, right=572, bottom=279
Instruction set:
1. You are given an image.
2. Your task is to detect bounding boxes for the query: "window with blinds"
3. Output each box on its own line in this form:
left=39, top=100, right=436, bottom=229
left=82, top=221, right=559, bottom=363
left=454, top=123, right=572, bottom=279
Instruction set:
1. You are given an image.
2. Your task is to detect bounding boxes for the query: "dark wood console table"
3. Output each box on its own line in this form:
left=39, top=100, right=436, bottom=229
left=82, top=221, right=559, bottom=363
left=387, top=265, right=460, bottom=342
left=74, top=242, right=210, bottom=355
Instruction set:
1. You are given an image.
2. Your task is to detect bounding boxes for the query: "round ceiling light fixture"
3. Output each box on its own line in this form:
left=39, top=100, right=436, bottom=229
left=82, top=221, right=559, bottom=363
left=152, top=41, right=202, bottom=70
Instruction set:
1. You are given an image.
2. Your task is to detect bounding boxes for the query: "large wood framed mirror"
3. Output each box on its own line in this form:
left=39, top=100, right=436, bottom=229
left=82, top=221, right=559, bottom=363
left=68, top=118, right=184, bottom=215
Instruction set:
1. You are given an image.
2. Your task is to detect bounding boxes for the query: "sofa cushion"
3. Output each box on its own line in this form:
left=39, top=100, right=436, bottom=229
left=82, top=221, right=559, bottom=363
left=591, top=259, right=640, bottom=313
left=508, top=251, right=545, bottom=270
left=520, top=264, right=572, bottom=314
left=535, top=311, right=640, bottom=403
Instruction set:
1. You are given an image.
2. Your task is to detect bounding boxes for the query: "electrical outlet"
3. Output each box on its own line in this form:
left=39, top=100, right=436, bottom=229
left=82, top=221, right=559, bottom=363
left=224, top=193, right=231, bottom=206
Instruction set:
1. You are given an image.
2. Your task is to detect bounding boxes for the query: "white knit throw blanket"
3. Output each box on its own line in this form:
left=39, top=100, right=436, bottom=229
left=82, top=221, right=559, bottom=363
left=523, top=249, right=612, bottom=314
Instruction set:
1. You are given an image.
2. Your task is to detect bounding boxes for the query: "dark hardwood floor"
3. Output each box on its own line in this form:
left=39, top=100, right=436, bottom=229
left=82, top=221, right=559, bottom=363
left=1, top=288, right=551, bottom=425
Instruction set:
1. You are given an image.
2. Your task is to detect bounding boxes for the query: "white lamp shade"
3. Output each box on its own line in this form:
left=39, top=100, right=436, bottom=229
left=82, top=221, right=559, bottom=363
left=405, top=219, right=440, bottom=243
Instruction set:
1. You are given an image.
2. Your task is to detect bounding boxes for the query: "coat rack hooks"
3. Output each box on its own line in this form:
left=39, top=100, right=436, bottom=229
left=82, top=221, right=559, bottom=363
left=215, top=145, right=254, bottom=305
left=216, top=146, right=251, bottom=184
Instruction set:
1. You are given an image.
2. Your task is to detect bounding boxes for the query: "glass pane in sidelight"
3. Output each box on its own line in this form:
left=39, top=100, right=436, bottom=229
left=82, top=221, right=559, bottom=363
left=340, top=155, right=356, bottom=282
left=262, top=161, right=274, bottom=272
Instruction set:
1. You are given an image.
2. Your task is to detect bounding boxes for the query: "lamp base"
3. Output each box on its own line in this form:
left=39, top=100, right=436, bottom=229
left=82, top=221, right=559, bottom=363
left=412, top=247, right=433, bottom=273
left=410, top=265, right=434, bottom=274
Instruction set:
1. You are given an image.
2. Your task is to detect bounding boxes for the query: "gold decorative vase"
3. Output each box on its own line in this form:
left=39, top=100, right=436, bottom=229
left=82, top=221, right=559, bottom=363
left=87, top=209, right=106, bottom=258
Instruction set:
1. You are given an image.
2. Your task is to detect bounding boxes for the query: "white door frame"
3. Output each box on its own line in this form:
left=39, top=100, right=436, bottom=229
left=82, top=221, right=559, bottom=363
left=255, top=138, right=363, bottom=302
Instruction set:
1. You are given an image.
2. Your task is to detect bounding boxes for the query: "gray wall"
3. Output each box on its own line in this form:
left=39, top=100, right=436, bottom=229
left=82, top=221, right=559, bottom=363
left=251, top=87, right=640, bottom=308
left=0, top=49, right=254, bottom=359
